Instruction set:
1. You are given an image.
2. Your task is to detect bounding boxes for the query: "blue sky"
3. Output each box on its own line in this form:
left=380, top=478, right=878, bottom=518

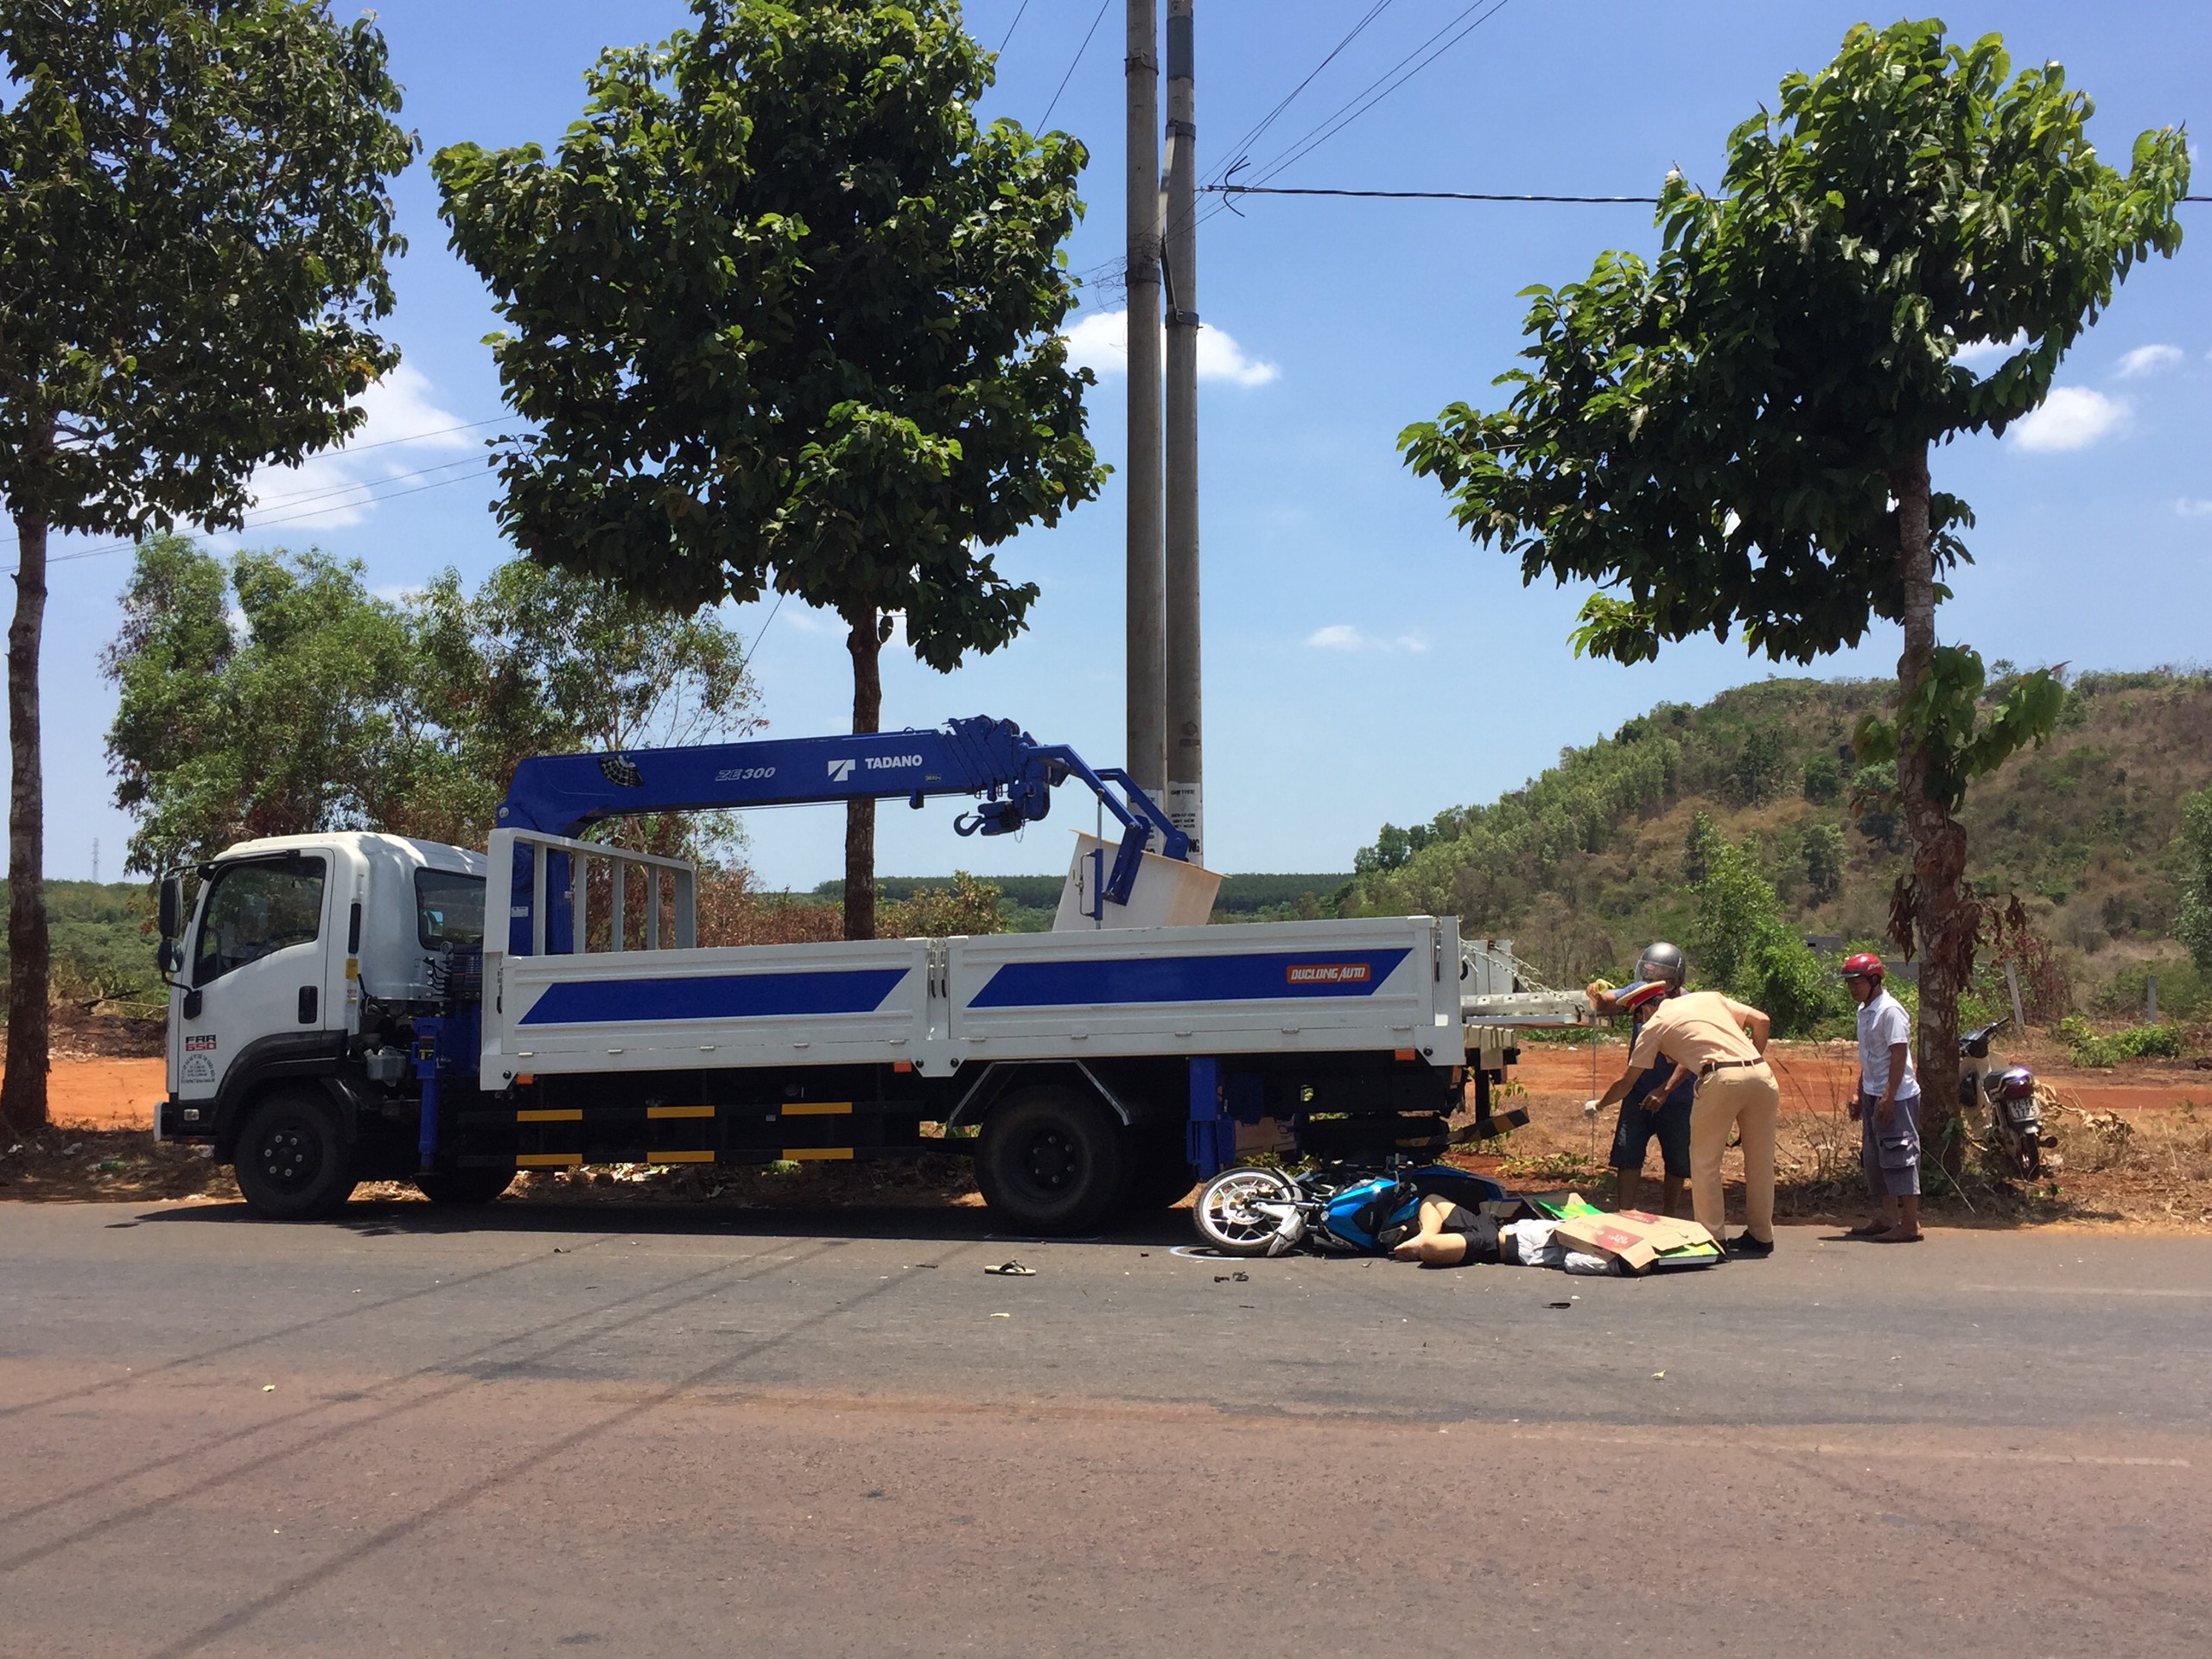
left=25, top=1, right=2210, bottom=887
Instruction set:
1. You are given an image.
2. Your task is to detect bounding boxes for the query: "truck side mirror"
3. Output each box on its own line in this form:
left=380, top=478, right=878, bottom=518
left=158, top=874, right=181, bottom=941
left=156, top=938, right=182, bottom=976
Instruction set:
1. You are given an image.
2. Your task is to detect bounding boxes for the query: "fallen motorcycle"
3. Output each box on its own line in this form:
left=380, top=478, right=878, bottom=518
left=1191, top=1158, right=1506, bottom=1258
left=1960, top=1017, right=2047, bottom=1178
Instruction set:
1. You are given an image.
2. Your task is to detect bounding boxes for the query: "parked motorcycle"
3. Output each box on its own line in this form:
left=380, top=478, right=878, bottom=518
left=1959, top=1017, right=2047, bottom=1178
left=1192, top=1159, right=1506, bottom=1257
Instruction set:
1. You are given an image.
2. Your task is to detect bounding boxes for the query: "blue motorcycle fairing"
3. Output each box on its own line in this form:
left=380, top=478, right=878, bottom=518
left=1316, top=1165, right=1508, bottom=1251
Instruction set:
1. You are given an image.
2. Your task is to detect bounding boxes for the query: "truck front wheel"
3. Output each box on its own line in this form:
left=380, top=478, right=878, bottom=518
left=976, top=1086, right=1127, bottom=1235
left=233, top=1089, right=358, bottom=1220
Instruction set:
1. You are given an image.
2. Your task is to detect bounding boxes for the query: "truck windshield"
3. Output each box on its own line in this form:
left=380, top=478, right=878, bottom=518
left=416, top=869, right=486, bottom=950
left=193, top=856, right=327, bottom=987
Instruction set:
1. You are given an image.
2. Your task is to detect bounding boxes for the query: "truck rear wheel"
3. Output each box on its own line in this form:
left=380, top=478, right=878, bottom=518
left=976, top=1086, right=1127, bottom=1235
left=233, top=1089, right=357, bottom=1220
left=415, top=1166, right=516, bottom=1205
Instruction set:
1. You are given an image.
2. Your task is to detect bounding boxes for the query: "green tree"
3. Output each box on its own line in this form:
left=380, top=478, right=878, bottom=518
left=2176, top=786, right=2212, bottom=975
left=1732, top=726, right=1788, bottom=805
left=1802, top=822, right=1846, bottom=906
left=0, top=1, right=414, bottom=1131
left=104, top=537, right=416, bottom=872
left=1801, top=753, right=1841, bottom=805
left=405, top=559, right=759, bottom=853
left=103, top=539, right=760, bottom=871
left=1689, top=827, right=1840, bottom=1037
left=1399, top=19, right=2185, bottom=1147
left=431, top=0, right=1103, bottom=941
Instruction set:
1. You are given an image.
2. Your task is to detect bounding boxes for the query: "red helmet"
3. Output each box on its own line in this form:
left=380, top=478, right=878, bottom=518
left=1613, top=978, right=1671, bottom=1014
left=1840, top=951, right=1885, bottom=980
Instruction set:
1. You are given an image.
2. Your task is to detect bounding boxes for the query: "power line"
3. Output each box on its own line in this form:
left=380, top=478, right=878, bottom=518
left=0, top=453, right=488, bottom=551
left=0, top=466, right=491, bottom=578
left=1205, top=183, right=1659, bottom=204
left=321, top=415, right=502, bottom=454
left=1207, top=0, right=1516, bottom=224
left=996, top=0, right=1031, bottom=55
left=1206, top=185, right=2212, bottom=205
left=1038, top=0, right=1110, bottom=130
left=1205, top=0, right=1400, bottom=190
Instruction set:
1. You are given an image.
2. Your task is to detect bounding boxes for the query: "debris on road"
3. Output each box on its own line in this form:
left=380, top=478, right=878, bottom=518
left=983, top=1260, right=1036, bottom=1276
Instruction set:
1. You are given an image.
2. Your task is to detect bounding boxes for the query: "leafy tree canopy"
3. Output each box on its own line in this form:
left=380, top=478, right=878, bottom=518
left=0, top=0, right=416, bottom=533
left=1399, top=18, right=2188, bottom=666
left=429, top=0, right=1103, bottom=664
left=103, top=537, right=760, bottom=871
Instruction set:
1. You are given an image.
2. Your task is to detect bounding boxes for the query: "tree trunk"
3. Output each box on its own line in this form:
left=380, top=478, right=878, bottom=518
left=1891, top=445, right=1968, bottom=1173
left=842, top=604, right=884, bottom=942
left=3, top=507, right=51, bottom=1135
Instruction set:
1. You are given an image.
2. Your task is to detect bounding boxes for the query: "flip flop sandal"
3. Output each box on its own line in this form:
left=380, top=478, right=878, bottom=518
left=1869, top=1230, right=1923, bottom=1244
left=1845, top=1220, right=1891, bottom=1238
left=983, top=1260, right=1037, bottom=1275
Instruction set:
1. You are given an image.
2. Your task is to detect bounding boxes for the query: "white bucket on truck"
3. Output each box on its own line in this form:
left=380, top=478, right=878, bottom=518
left=1052, top=830, right=1221, bottom=931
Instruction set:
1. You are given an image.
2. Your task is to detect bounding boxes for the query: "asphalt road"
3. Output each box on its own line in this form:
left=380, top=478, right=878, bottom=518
left=3, top=1198, right=2209, bottom=1657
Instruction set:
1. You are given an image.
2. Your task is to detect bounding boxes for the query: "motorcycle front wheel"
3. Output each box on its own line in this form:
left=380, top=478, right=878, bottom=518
left=1192, top=1166, right=1302, bottom=1256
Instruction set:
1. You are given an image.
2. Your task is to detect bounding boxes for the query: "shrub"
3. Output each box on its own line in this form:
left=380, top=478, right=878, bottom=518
left=2056, top=1015, right=2184, bottom=1067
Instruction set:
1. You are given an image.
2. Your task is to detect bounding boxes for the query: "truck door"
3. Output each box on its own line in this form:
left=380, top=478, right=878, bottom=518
left=175, top=853, right=334, bottom=1106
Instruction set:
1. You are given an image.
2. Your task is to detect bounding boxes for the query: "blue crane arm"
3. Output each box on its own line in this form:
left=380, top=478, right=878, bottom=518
left=496, top=715, right=1186, bottom=915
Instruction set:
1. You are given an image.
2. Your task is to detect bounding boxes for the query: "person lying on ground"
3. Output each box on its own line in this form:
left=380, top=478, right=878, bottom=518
left=1841, top=952, right=1923, bottom=1243
left=1386, top=1194, right=1494, bottom=1266
left=1592, top=985, right=1778, bottom=1260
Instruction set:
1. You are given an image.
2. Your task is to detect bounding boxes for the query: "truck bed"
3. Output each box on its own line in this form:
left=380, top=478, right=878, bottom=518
left=481, top=916, right=1467, bottom=1088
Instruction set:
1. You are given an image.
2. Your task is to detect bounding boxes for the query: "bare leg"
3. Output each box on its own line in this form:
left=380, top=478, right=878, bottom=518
left=1659, top=1174, right=1686, bottom=1218
left=1874, top=1194, right=1923, bottom=1243
left=1614, top=1164, right=1643, bottom=1214
left=1390, top=1195, right=1471, bottom=1265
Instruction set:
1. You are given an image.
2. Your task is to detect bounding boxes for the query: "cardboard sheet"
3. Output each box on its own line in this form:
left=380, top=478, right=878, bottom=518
left=1551, top=1207, right=1720, bottom=1273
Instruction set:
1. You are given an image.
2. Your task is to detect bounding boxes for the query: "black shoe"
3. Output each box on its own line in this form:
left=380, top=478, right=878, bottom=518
left=1726, top=1232, right=1775, bottom=1259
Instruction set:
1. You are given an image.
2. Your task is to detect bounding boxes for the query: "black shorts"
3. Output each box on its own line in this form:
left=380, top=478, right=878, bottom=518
left=1611, top=1092, right=1694, bottom=1178
left=1433, top=1204, right=1497, bottom=1266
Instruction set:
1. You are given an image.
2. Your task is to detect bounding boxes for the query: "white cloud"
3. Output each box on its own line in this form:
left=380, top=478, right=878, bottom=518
left=1061, top=310, right=1128, bottom=377
left=1952, top=331, right=2028, bottom=368
left=243, top=364, right=479, bottom=531
left=2113, top=343, right=2183, bottom=379
left=1196, top=322, right=1278, bottom=387
left=1061, top=308, right=1278, bottom=387
left=1305, top=624, right=1427, bottom=654
left=2011, top=385, right=2129, bottom=453
left=2177, top=499, right=2212, bottom=518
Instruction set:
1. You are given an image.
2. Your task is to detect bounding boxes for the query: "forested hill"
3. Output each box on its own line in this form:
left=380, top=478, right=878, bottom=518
left=1341, top=670, right=2212, bottom=990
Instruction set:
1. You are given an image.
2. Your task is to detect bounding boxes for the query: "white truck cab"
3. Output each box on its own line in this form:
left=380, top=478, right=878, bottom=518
left=163, top=833, right=485, bottom=1137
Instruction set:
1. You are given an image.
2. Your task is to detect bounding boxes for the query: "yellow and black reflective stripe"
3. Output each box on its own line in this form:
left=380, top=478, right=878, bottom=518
left=782, top=1147, right=854, bottom=1161
left=647, top=1149, right=715, bottom=1165
left=779, top=1101, right=853, bottom=1117
left=517, top=1152, right=582, bottom=1167
left=646, top=1104, right=715, bottom=1119
left=518, top=1108, right=582, bottom=1122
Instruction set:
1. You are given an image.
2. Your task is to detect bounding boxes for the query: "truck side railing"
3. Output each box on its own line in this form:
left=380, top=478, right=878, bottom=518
left=488, top=828, right=697, bottom=958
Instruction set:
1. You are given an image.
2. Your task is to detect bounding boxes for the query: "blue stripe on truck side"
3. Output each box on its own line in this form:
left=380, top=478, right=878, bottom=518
left=967, top=948, right=1413, bottom=1010
left=517, top=967, right=910, bottom=1026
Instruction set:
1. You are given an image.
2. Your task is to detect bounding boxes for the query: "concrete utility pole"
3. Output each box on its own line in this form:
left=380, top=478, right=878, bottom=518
left=1124, top=0, right=1165, bottom=799
left=1161, top=0, right=1203, bottom=858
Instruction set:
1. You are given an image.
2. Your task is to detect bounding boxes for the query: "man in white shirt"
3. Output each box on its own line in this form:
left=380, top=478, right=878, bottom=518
left=1842, top=952, right=1922, bottom=1243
